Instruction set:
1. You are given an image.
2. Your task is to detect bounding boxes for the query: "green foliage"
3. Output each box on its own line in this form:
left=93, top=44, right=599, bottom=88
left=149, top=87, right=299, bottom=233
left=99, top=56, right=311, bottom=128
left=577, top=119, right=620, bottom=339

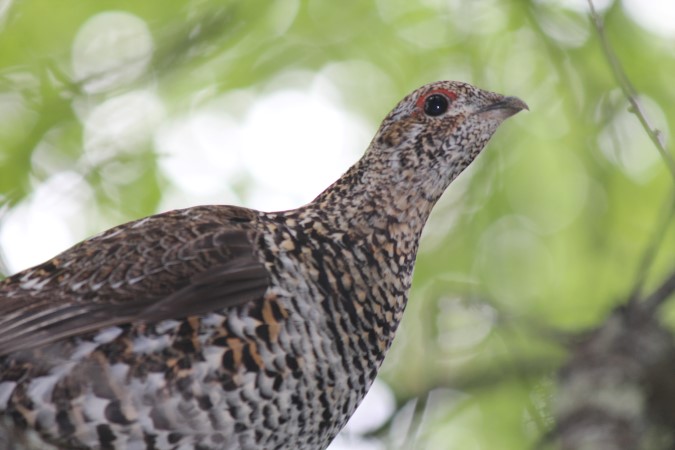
left=1, top=0, right=674, bottom=448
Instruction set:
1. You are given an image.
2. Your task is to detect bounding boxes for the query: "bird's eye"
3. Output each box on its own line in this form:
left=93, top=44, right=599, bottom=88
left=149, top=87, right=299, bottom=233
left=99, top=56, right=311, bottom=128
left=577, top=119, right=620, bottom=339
left=423, top=94, right=449, bottom=117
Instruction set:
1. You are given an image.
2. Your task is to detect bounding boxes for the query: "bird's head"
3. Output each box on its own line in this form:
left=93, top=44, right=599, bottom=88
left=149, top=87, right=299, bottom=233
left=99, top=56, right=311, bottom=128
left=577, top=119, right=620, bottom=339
left=310, top=81, right=526, bottom=227
left=365, top=80, right=527, bottom=194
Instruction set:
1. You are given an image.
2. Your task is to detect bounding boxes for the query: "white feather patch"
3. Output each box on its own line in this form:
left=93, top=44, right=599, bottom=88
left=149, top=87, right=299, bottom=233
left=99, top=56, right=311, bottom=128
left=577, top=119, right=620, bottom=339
left=94, top=326, right=124, bottom=344
left=0, top=382, right=16, bottom=410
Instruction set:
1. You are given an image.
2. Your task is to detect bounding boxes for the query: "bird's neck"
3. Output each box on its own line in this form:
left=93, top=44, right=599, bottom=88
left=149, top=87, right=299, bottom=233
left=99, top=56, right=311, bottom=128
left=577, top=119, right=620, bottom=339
left=265, top=150, right=468, bottom=378
left=304, top=150, right=454, bottom=245
left=275, top=152, right=457, bottom=369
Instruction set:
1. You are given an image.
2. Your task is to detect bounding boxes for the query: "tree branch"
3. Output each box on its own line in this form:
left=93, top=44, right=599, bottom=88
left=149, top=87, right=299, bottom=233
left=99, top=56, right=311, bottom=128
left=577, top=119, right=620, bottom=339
left=644, top=269, right=675, bottom=312
left=586, top=0, right=675, bottom=312
left=627, top=193, right=675, bottom=305
left=586, top=0, right=675, bottom=181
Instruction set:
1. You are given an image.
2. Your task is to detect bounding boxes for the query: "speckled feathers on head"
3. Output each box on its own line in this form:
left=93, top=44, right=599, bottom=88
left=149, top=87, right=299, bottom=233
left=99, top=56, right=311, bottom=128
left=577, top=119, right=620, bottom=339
left=318, top=80, right=527, bottom=222
left=372, top=81, right=526, bottom=165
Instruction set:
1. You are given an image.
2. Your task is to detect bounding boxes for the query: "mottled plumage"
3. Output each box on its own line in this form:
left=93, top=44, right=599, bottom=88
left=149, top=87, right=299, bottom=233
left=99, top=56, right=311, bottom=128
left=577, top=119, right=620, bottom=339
left=0, top=81, right=526, bottom=449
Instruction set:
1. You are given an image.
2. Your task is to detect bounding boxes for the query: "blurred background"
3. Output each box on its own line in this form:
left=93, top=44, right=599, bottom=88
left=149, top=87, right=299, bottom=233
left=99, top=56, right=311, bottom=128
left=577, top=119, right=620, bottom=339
left=1, top=0, right=675, bottom=448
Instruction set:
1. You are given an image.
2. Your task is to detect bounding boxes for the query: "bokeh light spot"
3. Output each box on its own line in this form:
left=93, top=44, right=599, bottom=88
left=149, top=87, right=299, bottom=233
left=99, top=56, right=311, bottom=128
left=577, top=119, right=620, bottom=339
left=72, top=11, right=154, bottom=93
left=477, top=216, right=556, bottom=308
left=597, top=93, right=666, bottom=182
left=623, top=0, right=675, bottom=38
left=83, top=90, right=165, bottom=165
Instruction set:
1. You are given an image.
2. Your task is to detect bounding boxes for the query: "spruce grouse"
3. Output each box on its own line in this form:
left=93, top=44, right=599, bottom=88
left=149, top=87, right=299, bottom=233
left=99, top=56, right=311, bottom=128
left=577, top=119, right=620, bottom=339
left=0, top=81, right=526, bottom=449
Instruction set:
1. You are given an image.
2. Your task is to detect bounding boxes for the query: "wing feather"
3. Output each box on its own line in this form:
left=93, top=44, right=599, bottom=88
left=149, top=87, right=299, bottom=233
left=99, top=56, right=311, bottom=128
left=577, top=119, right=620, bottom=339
left=0, top=205, right=271, bottom=356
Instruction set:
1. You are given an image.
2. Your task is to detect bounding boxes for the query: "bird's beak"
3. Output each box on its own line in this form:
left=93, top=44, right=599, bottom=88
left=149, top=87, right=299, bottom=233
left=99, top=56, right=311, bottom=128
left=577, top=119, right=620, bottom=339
left=475, top=96, right=529, bottom=118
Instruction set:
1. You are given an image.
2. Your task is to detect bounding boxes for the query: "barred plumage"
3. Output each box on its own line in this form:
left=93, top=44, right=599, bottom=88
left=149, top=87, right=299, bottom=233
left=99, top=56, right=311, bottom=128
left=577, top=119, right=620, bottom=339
left=0, top=81, right=526, bottom=449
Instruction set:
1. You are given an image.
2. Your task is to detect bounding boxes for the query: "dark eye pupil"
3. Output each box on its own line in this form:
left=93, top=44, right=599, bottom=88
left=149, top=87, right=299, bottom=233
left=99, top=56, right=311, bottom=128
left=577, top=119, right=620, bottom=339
left=424, top=94, right=449, bottom=116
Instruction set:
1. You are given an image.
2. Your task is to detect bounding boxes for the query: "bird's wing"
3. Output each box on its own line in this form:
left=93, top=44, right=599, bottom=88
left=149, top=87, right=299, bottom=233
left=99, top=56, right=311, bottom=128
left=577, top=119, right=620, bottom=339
left=0, top=205, right=271, bottom=356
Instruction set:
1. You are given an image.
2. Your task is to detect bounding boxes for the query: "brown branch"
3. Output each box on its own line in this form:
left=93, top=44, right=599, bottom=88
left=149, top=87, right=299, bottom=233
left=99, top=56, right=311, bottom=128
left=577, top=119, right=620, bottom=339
left=627, top=193, right=675, bottom=305
left=587, top=0, right=675, bottom=311
left=552, top=5, right=675, bottom=449
left=554, top=302, right=675, bottom=449
left=586, top=0, right=675, bottom=181
left=644, top=270, right=675, bottom=312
